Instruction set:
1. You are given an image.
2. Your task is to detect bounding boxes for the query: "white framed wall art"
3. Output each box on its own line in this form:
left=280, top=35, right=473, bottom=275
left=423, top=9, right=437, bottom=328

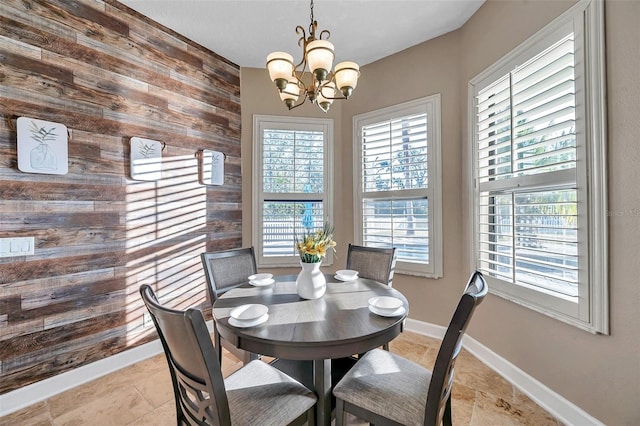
left=130, top=137, right=163, bottom=181
left=198, top=149, right=225, bottom=186
left=17, top=117, right=69, bottom=175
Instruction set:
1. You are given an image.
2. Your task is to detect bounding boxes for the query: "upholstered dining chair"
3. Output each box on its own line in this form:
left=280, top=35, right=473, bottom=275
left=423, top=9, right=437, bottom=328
left=346, top=244, right=397, bottom=287
left=333, top=271, right=488, bottom=426
left=201, top=247, right=258, bottom=365
left=346, top=244, right=397, bottom=350
left=140, top=284, right=317, bottom=426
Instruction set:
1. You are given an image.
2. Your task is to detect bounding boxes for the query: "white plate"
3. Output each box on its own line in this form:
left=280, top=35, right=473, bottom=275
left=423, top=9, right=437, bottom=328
left=368, top=296, right=403, bottom=311
left=368, top=304, right=406, bottom=317
left=250, top=278, right=275, bottom=287
left=248, top=273, right=273, bottom=285
left=229, top=304, right=269, bottom=321
left=335, top=274, right=358, bottom=282
left=229, top=313, right=269, bottom=328
left=336, top=269, right=359, bottom=280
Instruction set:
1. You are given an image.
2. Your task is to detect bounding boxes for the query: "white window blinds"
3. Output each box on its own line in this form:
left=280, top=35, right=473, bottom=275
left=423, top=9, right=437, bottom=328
left=361, top=113, right=429, bottom=264
left=253, top=116, right=333, bottom=267
left=354, top=95, right=442, bottom=277
left=470, top=0, right=607, bottom=333
left=476, top=34, right=579, bottom=300
left=361, top=113, right=429, bottom=192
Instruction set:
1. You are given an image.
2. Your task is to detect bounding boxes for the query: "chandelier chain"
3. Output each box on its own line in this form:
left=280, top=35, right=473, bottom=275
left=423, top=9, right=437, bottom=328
left=310, top=0, right=314, bottom=23
left=309, top=0, right=315, bottom=35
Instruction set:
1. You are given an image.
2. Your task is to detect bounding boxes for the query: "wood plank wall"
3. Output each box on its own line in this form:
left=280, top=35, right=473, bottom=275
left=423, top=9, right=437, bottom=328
left=0, top=0, right=242, bottom=394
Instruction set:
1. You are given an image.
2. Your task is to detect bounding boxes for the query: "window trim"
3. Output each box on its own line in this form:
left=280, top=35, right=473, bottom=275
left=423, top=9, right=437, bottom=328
left=252, top=114, right=335, bottom=268
left=467, top=0, right=608, bottom=334
left=353, top=95, right=443, bottom=278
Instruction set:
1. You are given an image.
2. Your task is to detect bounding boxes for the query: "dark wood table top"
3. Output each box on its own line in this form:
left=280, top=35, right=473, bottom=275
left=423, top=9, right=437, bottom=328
left=212, top=274, right=409, bottom=360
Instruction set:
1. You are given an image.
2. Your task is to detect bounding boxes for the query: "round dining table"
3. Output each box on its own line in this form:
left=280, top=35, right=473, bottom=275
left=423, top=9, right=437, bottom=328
left=212, top=273, right=409, bottom=426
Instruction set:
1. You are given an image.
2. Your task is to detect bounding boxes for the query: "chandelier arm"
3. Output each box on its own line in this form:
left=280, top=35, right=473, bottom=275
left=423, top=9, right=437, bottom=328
left=293, top=57, right=307, bottom=72
left=287, top=90, right=310, bottom=110
left=319, top=93, right=348, bottom=101
left=316, top=76, right=333, bottom=88
left=318, top=29, right=330, bottom=40
left=292, top=58, right=314, bottom=88
left=296, top=25, right=307, bottom=48
left=316, top=78, right=346, bottom=100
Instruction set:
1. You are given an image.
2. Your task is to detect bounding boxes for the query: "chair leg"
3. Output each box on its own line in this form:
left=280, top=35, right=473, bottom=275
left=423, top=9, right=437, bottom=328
left=335, top=398, right=345, bottom=426
left=214, top=329, right=223, bottom=365
left=242, top=350, right=255, bottom=365
left=443, top=394, right=453, bottom=426
left=307, top=406, right=315, bottom=426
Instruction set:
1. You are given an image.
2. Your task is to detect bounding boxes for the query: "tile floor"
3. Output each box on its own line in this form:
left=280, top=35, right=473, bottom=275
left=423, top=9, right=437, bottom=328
left=2, top=331, right=560, bottom=425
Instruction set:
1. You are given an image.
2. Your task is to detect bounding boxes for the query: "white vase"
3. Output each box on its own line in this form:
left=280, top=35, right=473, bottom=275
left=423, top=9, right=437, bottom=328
left=296, top=261, right=326, bottom=299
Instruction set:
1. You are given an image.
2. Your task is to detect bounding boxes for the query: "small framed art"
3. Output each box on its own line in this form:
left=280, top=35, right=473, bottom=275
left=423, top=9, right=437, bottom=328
left=17, top=117, right=69, bottom=175
left=198, top=149, right=225, bottom=185
left=130, top=137, right=163, bottom=181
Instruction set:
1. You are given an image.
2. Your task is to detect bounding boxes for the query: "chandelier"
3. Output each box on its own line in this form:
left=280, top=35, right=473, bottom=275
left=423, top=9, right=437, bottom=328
left=266, top=0, right=360, bottom=113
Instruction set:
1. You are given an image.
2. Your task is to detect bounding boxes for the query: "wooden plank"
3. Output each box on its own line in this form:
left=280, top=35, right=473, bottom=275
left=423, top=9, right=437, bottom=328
left=1, top=81, right=105, bottom=117
left=0, top=318, right=44, bottom=342
left=128, top=27, right=203, bottom=70
left=0, top=2, right=76, bottom=43
left=6, top=283, right=126, bottom=324
left=204, top=236, right=243, bottom=253
left=0, top=252, right=123, bottom=284
left=0, top=200, right=95, bottom=213
left=44, top=0, right=129, bottom=37
left=0, top=35, right=42, bottom=59
left=0, top=180, right=125, bottom=201
left=0, top=268, right=116, bottom=298
left=2, top=61, right=170, bottom=119
left=1, top=49, right=73, bottom=83
left=43, top=299, right=129, bottom=330
left=0, top=332, right=157, bottom=394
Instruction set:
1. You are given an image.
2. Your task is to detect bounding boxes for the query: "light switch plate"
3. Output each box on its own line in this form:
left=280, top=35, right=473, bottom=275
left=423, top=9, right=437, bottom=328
left=0, top=237, right=35, bottom=258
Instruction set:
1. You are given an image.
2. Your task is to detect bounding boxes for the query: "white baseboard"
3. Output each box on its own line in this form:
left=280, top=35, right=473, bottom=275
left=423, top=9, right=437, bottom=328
left=404, top=318, right=604, bottom=426
left=2, top=319, right=602, bottom=426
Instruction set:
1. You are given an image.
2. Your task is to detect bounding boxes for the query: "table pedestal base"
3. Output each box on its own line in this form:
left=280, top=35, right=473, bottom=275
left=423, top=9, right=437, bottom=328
left=269, top=357, right=358, bottom=425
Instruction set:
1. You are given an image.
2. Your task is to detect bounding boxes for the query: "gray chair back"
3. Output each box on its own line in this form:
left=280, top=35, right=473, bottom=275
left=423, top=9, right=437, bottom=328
left=333, top=271, right=488, bottom=426
left=346, top=244, right=397, bottom=286
left=201, top=247, right=257, bottom=303
left=140, top=284, right=230, bottom=425
left=424, top=271, right=488, bottom=425
left=200, top=247, right=258, bottom=365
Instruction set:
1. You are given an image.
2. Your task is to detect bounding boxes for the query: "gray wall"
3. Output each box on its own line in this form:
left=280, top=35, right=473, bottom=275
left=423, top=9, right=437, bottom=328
left=240, top=1, right=640, bottom=423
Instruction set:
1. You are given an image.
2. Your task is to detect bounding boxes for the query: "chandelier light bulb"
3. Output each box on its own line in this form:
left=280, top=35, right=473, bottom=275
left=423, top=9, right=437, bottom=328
left=317, top=81, right=336, bottom=112
left=280, top=79, right=301, bottom=109
left=334, top=61, right=360, bottom=98
left=266, top=52, right=294, bottom=91
left=306, top=39, right=335, bottom=83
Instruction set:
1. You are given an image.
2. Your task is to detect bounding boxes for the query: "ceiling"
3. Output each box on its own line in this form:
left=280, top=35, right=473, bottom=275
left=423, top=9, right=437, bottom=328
left=118, top=0, right=485, bottom=68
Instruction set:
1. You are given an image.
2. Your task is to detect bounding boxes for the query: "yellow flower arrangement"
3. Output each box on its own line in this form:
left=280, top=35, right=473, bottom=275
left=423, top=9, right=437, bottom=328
left=295, top=222, right=337, bottom=263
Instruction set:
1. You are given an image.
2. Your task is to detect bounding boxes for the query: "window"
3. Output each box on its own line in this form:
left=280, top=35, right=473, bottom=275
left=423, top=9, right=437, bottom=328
left=469, top=0, right=607, bottom=333
left=354, top=96, right=443, bottom=277
left=252, top=115, right=333, bottom=267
